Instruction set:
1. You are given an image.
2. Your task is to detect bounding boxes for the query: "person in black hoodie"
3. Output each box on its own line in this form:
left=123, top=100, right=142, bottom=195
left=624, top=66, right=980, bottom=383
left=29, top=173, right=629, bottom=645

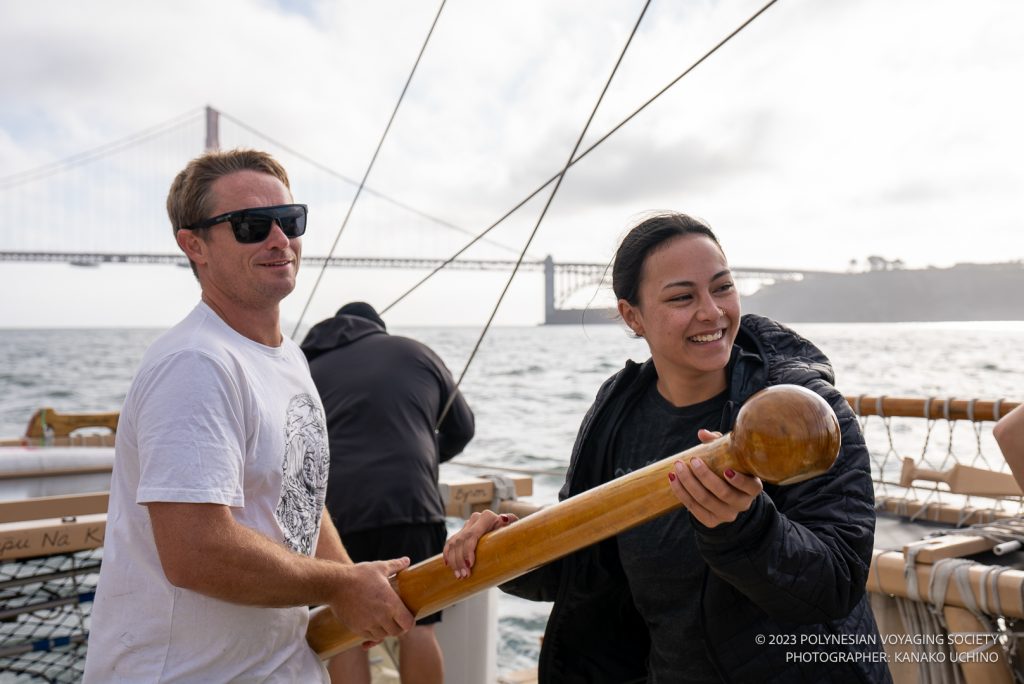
left=301, top=302, right=475, bottom=684
left=443, top=213, right=891, bottom=683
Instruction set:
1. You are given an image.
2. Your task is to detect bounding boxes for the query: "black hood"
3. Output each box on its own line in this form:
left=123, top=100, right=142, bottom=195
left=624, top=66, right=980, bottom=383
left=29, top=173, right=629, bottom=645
left=300, top=314, right=387, bottom=361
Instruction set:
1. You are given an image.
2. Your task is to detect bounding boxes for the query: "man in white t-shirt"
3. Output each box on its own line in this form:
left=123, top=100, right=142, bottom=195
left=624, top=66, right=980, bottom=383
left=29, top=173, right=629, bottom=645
left=84, top=149, right=414, bottom=683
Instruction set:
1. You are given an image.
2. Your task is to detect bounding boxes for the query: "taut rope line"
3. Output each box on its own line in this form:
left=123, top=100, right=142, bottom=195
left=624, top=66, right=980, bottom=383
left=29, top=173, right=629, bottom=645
left=381, top=0, right=781, bottom=316
left=435, top=0, right=653, bottom=428
left=218, top=110, right=532, bottom=259
left=290, top=0, right=448, bottom=340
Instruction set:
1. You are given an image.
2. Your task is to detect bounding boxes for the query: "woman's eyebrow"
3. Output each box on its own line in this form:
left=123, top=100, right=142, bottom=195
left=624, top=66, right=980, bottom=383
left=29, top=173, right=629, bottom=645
left=661, top=270, right=732, bottom=290
left=662, top=279, right=695, bottom=290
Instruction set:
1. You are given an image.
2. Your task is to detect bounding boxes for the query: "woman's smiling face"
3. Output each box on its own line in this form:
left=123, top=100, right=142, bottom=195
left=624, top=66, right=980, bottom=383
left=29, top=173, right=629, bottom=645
left=619, top=234, right=741, bottom=389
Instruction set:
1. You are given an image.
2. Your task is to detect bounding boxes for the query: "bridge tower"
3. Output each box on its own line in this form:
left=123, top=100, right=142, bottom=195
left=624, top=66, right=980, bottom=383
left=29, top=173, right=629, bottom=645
left=205, top=106, right=220, bottom=151
left=544, top=255, right=556, bottom=323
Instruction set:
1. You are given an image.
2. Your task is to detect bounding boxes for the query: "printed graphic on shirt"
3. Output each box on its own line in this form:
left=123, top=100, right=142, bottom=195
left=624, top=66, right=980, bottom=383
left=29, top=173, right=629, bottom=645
left=276, top=393, right=329, bottom=555
left=614, top=457, right=660, bottom=479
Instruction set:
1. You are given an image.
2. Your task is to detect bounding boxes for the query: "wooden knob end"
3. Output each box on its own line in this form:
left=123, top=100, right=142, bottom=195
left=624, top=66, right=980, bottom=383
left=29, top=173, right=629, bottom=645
left=730, top=385, right=841, bottom=484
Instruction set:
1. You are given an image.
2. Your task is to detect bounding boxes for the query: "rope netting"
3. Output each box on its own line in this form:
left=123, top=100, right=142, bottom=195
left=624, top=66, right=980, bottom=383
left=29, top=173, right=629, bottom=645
left=0, top=548, right=100, bottom=682
left=852, top=395, right=1023, bottom=524
left=856, top=395, right=1024, bottom=682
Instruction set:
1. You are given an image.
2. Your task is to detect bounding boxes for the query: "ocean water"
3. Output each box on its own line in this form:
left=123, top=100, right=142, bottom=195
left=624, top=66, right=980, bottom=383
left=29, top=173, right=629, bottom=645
left=2, top=321, right=1024, bottom=675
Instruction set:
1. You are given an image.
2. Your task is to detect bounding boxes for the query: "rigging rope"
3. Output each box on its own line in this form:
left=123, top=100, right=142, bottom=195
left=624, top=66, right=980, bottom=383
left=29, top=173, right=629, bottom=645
left=218, top=110, right=532, bottom=259
left=435, top=0, right=653, bottom=427
left=289, top=0, right=448, bottom=340
left=381, top=0, right=780, bottom=315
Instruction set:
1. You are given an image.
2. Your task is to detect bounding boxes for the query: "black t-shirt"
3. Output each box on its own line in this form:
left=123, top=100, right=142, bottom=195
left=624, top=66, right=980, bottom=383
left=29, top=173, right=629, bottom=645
left=613, top=381, right=728, bottom=684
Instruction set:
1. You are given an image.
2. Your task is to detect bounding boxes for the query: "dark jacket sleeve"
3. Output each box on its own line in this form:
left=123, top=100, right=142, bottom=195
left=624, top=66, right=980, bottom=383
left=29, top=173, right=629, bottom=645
left=437, top=388, right=474, bottom=462
left=694, top=377, right=875, bottom=623
left=499, top=557, right=564, bottom=602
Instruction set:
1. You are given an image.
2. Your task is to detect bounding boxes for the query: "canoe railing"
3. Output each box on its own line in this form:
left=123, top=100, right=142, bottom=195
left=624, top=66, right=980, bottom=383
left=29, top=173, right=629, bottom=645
left=849, top=395, right=1022, bottom=525
left=0, top=408, right=118, bottom=448
left=0, top=470, right=533, bottom=680
left=850, top=394, right=1024, bottom=684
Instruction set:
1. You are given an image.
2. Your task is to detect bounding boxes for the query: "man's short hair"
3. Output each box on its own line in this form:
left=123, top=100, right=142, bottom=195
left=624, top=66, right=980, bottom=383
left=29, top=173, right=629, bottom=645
left=167, top=149, right=291, bottom=275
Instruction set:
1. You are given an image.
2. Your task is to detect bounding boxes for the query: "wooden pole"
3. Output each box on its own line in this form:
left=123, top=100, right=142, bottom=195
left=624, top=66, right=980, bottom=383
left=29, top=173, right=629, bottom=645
left=0, top=465, right=113, bottom=481
left=0, top=491, right=108, bottom=524
left=307, top=384, right=842, bottom=658
left=847, top=396, right=1020, bottom=422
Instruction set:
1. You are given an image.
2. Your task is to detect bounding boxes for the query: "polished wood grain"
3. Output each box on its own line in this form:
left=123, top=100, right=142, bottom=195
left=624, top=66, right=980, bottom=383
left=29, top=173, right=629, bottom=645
left=307, top=384, right=841, bottom=657
left=847, top=396, right=1020, bottom=422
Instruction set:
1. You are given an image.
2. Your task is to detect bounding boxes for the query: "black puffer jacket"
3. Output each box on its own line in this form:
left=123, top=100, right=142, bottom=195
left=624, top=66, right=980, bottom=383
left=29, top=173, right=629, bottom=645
left=502, top=314, right=891, bottom=683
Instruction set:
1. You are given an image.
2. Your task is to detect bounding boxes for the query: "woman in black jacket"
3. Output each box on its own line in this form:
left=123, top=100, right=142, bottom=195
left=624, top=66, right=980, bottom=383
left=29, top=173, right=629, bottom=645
left=444, top=213, right=891, bottom=683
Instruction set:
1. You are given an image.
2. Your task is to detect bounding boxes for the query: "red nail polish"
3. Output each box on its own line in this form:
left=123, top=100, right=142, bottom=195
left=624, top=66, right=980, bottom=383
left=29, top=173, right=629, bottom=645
left=724, top=468, right=736, bottom=479
left=668, top=472, right=676, bottom=482
left=500, top=514, right=510, bottom=523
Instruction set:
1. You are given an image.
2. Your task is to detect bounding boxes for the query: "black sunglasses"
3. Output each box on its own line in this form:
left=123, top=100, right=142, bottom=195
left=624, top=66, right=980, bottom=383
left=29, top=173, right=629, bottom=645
left=183, top=204, right=308, bottom=244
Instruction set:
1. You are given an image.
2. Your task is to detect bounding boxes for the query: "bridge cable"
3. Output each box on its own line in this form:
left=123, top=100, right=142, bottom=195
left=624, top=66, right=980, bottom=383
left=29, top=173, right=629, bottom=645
left=289, top=0, right=448, bottom=340
left=0, top=108, right=205, bottom=190
left=383, top=0, right=779, bottom=316
left=436, top=0, right=652, bottom=428
left=217, top=110, right=533, bottom=259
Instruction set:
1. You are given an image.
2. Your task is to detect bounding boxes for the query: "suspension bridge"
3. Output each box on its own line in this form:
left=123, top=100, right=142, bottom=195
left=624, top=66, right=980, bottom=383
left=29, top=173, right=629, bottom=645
left=0, top=107, right=824, bottom=324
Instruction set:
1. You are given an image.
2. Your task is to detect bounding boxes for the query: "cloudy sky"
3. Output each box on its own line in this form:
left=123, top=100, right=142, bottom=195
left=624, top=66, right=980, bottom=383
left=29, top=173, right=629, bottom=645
left=1, top=0, right=1022, bottom=328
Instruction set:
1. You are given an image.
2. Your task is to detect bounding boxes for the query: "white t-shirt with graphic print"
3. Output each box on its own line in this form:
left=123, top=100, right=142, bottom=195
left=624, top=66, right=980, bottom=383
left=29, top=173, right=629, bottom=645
left=84, top=301, right=330, bottom=683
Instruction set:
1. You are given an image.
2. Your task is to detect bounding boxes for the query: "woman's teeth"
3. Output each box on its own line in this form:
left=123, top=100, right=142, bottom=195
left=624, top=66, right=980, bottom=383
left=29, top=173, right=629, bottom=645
left=689, top=330, right=723, bottom=343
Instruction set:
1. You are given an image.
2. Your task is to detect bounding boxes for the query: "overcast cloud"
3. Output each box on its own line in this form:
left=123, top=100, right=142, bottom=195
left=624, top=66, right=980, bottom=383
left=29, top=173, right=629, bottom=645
left=1, top=0, right=1021, bottom=327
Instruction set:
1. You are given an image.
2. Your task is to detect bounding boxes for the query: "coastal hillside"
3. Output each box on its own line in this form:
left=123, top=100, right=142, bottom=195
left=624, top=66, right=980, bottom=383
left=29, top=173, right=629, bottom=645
left=743, top=263, right=1024, bottom=323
